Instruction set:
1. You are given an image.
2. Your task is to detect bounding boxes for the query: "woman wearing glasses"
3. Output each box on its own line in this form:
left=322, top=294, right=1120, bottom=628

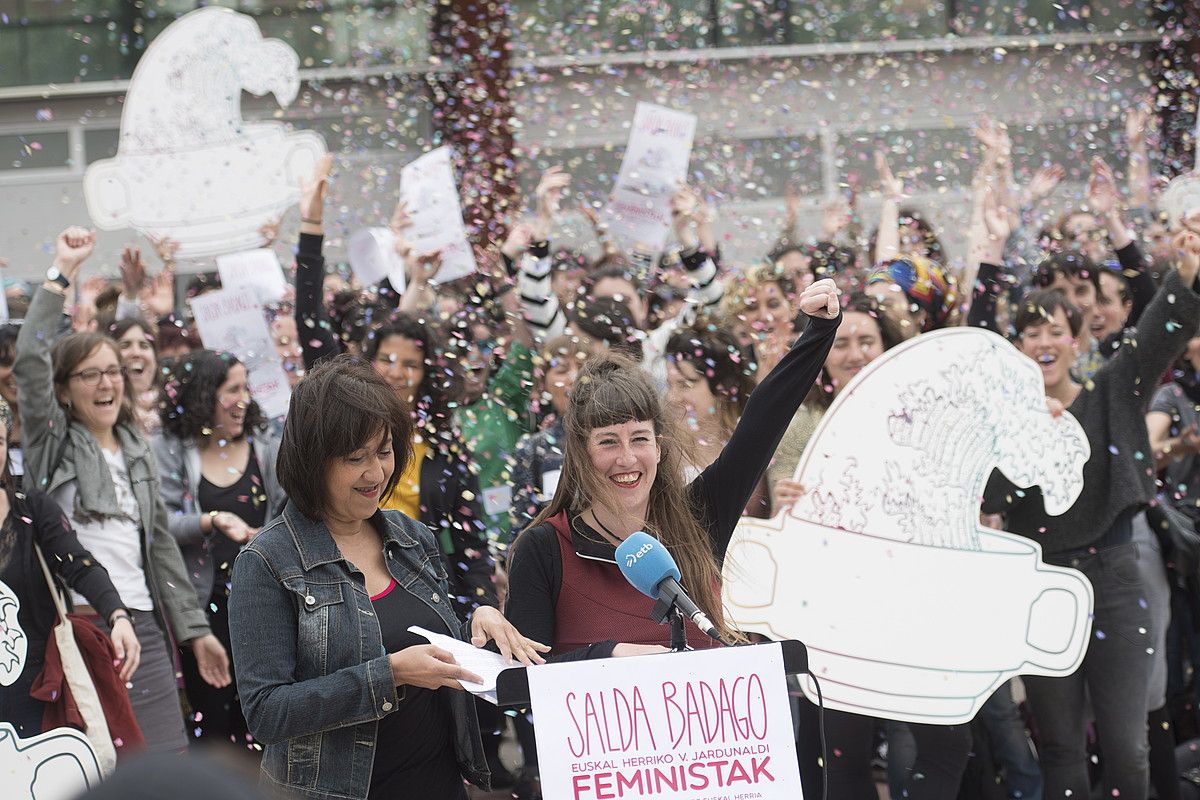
left=15, top=227, right=230, bottom=753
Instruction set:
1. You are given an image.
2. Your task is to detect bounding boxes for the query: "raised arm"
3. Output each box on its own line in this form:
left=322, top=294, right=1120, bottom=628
left=15, top=228, right=93, bottom=491
left=966, top=183, right=1013, bottom=333
left=691, top=280, right=842, bottom=558
left=873, top=151, right=904, bottom=264
left=293, top=155, right=343, bottom=370
left=1123, top=223, right=1200, bottom=396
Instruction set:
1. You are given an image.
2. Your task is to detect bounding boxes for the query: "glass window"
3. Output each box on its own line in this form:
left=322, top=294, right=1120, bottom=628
left=83, top=127, right=119, bottom=163
left=952, top=1, right=1151, bottom=36
left=0, top=130, right=70, bottom=169
left=0, top=0, right=432, bottom=88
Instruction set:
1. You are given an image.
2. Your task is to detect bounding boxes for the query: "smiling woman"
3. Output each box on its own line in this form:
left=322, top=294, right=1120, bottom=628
left=15, top=227, right=230, bottom=753
left=505, top=278, right=842, bottom=662
left=151, top=349, right=286, bottom=751
left=109, top=317, right=161, bottom=436
left=228, top=355, right=547, bottom=800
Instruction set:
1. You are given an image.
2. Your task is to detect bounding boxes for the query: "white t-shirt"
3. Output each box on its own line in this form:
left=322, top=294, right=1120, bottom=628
left=54, top=446, right=154, bottom=611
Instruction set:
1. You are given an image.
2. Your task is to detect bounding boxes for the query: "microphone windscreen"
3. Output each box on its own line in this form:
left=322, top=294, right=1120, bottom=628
left=615, top=532, right=682, bottom=598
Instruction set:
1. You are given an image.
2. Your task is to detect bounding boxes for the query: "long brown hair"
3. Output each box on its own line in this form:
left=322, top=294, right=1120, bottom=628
left=51, top=333, right=135, bottom=428
left=526, top=352, right=740, bottom=641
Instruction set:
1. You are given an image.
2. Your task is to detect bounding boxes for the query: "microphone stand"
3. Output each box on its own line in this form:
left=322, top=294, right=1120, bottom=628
left=651, top=597, right=691, bottom=652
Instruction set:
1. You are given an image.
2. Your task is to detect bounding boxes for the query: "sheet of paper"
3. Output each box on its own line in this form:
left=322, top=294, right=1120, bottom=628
left=398, top=146, right=477, bottom=284
left=347, top=227, right=407, bottom=292
left=190, top=289, right=291, bottom=419
left=408, top=625, right=510, bottom=704
left=216, top=248, right=288, bottom=305
left=602, top=102, right=697, bottom=253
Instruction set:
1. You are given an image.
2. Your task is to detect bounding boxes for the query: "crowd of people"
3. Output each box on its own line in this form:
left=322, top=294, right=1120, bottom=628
left=1, top=104, right=1200, bottom=800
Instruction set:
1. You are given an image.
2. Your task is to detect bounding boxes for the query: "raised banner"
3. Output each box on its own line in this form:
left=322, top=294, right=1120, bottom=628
left=603, top=102, right=697, bottom=253
left=398, top=146, right=477, bottom=284
left=527, top=644, right=802, bottom=800
left=82, top=7, right=326, bottom=257
left=190, top=289, right=291, bottom=419
left=723, top=328, right=1094, bottom=725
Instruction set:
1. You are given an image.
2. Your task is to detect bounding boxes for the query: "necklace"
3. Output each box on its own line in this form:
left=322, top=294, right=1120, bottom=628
left=587, top=510, right=625, bottom=547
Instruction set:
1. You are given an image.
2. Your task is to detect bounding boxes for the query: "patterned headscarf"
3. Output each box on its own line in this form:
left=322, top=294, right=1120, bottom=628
left=866, top=255, right=958, bottom=332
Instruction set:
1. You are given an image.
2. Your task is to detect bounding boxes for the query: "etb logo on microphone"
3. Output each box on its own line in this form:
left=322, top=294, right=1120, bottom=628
left=624, top=542, right=654, bottom=568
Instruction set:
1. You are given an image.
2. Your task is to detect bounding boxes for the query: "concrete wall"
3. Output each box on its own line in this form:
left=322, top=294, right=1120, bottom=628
left=0, top=33, right=1156, bottom=281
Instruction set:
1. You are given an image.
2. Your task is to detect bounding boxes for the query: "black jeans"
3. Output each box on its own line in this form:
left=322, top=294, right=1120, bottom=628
left=1025, top=542, right=1152, bottom=800
left=797, top=702, right=971, bottom=800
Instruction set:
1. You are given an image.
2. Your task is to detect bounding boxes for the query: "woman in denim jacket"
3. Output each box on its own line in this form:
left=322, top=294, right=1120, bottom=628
left=229, top=356, right=547, bottom=800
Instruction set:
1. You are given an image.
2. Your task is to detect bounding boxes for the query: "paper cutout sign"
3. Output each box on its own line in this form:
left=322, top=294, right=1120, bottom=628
left=602, top=103, right=697, bottom=253
left=1160, top=172, right=1200, bottom=230
left=0, top=578, right=26, bottom=686
left=0, top=723, right=102, bottom=800
left=398, top=147, right=478, bottom=284
left=83, top=7, right=326, bottom=257
left=723, top=328, right=1095, bottom=725
left=191, top=289, right=292, bottom=419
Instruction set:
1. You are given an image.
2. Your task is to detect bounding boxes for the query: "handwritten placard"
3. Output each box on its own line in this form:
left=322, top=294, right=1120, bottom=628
left=216, top=248, right=288, bottom=305
left=527, top=644, right=802, bottom=800
left=190, top=289, right=291, bottom=419
left=398, top=146, right=477, bottom=284
left=602, top=103, right=697, bottom=253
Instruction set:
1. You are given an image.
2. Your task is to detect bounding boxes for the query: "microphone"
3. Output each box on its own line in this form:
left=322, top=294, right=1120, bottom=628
left=616, top=532, right=724, bottom=642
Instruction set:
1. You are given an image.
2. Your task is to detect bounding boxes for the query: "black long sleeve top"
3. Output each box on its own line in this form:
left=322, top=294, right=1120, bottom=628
left=504, top=313, right=841, bottom=661
left=1, top=489, right=126, bottom=649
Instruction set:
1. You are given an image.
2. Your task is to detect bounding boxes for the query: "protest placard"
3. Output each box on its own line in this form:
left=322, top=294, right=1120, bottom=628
left=190, top=289, right=291, bottom=419
left=347, top=227, right=407, bottom=292
left=527, top=644, right=802, bottom=800
left=216, top=248, right=288, bottom=304
left=602, top=102, right=697, bottom=253
left=398, top=146, right=477, bottom=284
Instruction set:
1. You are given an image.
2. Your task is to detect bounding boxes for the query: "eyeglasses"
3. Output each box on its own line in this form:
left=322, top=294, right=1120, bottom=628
left=68, top=365, right=125, bottom=386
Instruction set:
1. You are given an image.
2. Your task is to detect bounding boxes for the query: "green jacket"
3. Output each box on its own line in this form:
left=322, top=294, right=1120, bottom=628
left=456, top=341, right=533, bottom=540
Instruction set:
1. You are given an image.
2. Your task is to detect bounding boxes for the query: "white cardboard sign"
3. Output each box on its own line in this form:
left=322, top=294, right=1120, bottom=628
left=190, top=289, right=291, bottom=419
left=398, top=147, right=477, bottom=284
left=0, top=723, right=102, bottom=800
left=602, top=103, right=697, bottom=253
left=83, top=7, right=326, bottom=257
left=0, top=578, right=26, bottom=686
left=347, top=227, right=407, bottom=291
left=527, top=644, right=802, bottom=800
left=216, top=248, right=288, bottom=305
left=723, top=328, right=1095, bottom=725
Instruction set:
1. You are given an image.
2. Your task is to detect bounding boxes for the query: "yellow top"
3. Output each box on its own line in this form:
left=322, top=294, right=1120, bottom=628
left=382, top=437, right=427, bottom=518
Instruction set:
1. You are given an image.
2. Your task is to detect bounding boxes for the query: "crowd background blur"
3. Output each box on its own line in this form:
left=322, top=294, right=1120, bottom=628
left=1, top=3, right=1200, bottom=800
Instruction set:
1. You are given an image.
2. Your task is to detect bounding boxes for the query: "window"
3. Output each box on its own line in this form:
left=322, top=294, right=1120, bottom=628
left=0, top=130, right=70, bottom=170
left=0, top=0, right=432, bottom=88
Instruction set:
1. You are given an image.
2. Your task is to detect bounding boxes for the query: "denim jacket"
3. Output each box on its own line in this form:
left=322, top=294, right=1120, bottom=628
left=228, top=501, right=489, bottom=800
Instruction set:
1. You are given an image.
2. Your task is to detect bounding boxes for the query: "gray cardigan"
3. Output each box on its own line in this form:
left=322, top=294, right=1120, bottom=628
left=152, top=430, right=286, bottom=605
left=14, top=286, right=212, bottom=643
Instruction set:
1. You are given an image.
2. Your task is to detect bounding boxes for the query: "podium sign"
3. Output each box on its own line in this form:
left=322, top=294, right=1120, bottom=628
left=527, top=644, right=802, bottom=800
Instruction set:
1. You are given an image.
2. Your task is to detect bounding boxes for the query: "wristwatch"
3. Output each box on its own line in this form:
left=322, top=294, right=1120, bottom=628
left=45, top=265, right=70, bottom=290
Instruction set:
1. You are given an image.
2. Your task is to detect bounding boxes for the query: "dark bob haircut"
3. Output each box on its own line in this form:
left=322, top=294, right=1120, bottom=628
left=160, top=350, right=267, bottom=442
left=1013, top=288, right=1083, bottom=339
left=276, top=355, right=415, bottom=521
left=1032, top=251, right=1101, bottom=294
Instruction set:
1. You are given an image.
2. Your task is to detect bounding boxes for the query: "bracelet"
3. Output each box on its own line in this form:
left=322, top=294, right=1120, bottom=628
left=110, top=611, right=132, bottom=625
left=301, top=217, right=323, bottom=225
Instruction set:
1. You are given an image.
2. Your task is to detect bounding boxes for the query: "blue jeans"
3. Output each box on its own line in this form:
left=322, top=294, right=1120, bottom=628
left=1025, top=542, right=1152, bottom=800
left=977, top=682, right=1043, bottom=800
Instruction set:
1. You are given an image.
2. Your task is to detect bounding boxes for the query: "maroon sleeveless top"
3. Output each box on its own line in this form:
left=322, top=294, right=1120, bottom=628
left=547, top=511, right=721, bottom=656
